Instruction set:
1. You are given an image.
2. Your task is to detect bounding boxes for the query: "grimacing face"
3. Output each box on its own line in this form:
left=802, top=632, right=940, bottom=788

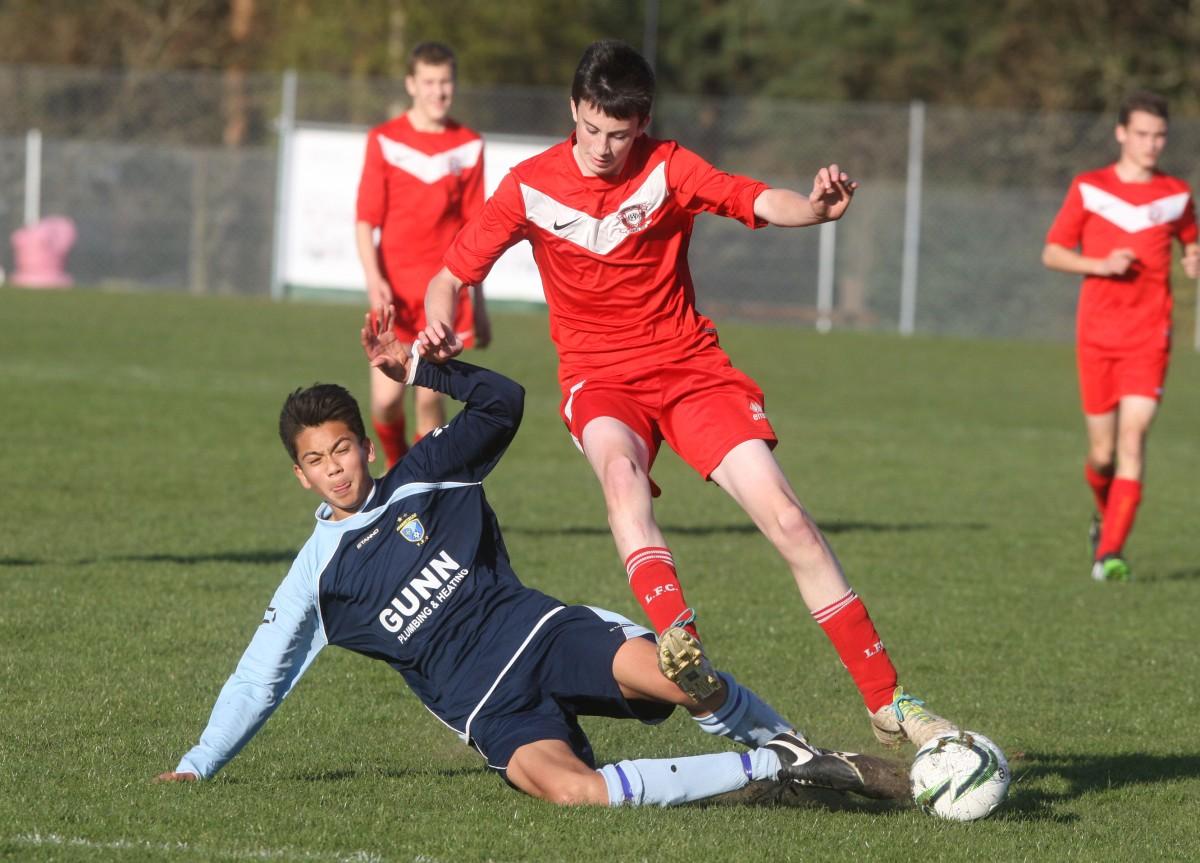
left=406, top=61, right=455, bottom=127
left=570, top=99, right=647, bottom=178
left=1116, top=110, right=1167, bottom=172
left=291, top=420, right=376, bottom=521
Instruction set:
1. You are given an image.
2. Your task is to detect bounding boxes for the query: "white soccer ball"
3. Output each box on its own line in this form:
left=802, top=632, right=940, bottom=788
left=909, top=731, right=1009, bottom=821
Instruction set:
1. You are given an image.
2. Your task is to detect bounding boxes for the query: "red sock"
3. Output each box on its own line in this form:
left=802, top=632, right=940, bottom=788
left=372, top=417, right=408, bottom=468
left=625, top=547, right=698, bottom=638
left=1084, top=463, right=1113, bottom=513
left=1096, top=478, right=1142, bottom=559
left=814, top=590, right=898, bottom=713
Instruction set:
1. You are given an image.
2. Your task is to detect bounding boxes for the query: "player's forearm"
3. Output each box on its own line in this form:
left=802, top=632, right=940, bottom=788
left=753, top=189, right=824, bottom=227
left=1042, top=243, right=1105, bottom=276
left=425, top=267, right=465, bottom=327
left=413, top=359, right=525, bottom=454
left=355, top=222, right=386, bottom=286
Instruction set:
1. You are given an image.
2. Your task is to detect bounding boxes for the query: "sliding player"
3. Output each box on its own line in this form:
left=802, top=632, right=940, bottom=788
left=1043, top=90, right=1199, bottom=581
left=355, top=40, right=489, bottom=466
left=156, top=309, right=908, bottom=808
left=422, top=40, right=955, bottom=747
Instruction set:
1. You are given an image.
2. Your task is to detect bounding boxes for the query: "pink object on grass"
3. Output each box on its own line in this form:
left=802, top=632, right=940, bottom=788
left=11, top=216, right=76, bottom=288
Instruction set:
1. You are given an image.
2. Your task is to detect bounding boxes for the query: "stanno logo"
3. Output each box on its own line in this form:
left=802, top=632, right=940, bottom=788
left=397, top=513, right=429, bottom=545
left=749, top=400, right=767, bottom=421
left=355, top=526, right=381, bottom=550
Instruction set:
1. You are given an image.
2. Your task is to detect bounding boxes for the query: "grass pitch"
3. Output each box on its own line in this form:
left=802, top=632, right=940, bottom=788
left=2, top=287, right=1199, bottom=861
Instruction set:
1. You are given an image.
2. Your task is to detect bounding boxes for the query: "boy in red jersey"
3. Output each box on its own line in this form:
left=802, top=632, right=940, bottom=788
left=1043, top=91, right=1199, bottom=582
left=355, top=41, right=490, bottom=467
left=420, top=40, right=956, bottom=749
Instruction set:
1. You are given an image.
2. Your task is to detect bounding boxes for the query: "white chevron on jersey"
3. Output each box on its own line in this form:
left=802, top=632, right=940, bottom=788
left=520, top=161, right=668, bottom=255
left=1079, top=183, right=1190, bottom=234
left=377, top=136, right=483, bottom=184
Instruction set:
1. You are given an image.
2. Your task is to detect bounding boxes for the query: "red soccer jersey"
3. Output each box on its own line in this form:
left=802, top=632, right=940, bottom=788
left=356, top=114, right=484, bottom=296
left=443, top=135, right=768, bottom=384
left=1046, top=165, right=1197, bottom=352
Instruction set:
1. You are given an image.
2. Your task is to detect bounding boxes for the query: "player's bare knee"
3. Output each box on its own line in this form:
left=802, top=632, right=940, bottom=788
left=601, top=455, right=645, bottom=502
left=773, top=502, right=820, bottom=551
left=540, top=773, right=605, bottom=806
left=1087, top=451, right=1114, bottom=474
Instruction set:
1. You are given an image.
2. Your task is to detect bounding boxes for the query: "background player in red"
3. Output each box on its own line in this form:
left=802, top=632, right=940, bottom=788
left=421, top=40, right=956, bottom=749
left=1042, top=91, right=1199, bottom=582
left=355, top=41, right=490, bottom=466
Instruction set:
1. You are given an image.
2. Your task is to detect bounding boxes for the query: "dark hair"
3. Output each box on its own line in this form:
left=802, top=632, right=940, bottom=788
left=571, top=39, right=655, bottom=121
left=408, top=41, right=457, bottom=76
left=279, top=384, right=367, bottom=463
left=1119, top=90, right=1169, bottom=125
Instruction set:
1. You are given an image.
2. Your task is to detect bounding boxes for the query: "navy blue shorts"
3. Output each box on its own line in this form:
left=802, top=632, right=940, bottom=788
left=466, top=605, right=674, bottom=773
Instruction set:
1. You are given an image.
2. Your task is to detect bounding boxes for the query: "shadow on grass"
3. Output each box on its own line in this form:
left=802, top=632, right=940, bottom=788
left=1143, top=567, right=1200, bottom=583
left=0, top=550, right=296, bottom=567
left=506, top=520, right=988, bottom=538
left=999, top=751, right=1200, bottom=822
left=289, top=766, right=482, bottom=783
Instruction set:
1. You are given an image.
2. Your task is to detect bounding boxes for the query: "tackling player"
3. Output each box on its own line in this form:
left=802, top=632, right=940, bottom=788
left=1042, top=90, right=1199, bottom=582
left=155, top=309, right=908, bottom=808
left=421, top=39, right=955, bottom=748
left=355, top=41, right=490, bottom=467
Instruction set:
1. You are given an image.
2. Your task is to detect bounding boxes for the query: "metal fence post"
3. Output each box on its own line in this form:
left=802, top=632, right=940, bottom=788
left=269, top=69, right=298, bottom=302
left=816, top=219, right=836, bottom=333
left=24, top=128, right=42, bottom=226
left=899, top=99, right=925, bottom=336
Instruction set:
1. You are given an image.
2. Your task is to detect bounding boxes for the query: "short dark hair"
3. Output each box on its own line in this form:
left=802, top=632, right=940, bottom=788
left=1119, top=90, right=1169, bottom=126
left=571, top=40, right=655, bottom=122
left=408, top=41, right=456, bottom=76
left=279, top=384, right=367, bottom=464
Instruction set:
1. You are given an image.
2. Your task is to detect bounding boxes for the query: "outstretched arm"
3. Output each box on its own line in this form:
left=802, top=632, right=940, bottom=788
left=753, top=164, right=858, bottom=227
left=422, top=267, right=468, bottom=362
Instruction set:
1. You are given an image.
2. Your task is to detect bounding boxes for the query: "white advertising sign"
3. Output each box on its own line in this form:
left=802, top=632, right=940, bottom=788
left=280, top=125, right=556, bottom=303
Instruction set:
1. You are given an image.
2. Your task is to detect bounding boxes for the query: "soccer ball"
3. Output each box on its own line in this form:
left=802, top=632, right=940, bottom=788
left=909, top=731, right=1009, bottom=821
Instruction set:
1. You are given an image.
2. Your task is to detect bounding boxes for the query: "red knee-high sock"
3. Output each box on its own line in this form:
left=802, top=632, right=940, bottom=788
left=1096, top=478, right=1142, bottom=559
left=625, top=547, right=698, bottom=638
left=814, top=590, right=898, bottom=713
left=372, top=417, right=408, bottom=468
left=1084, top=463, right=1113, bottom=513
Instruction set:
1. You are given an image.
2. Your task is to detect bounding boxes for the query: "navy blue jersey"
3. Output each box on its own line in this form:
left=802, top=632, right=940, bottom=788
left=176, top=360, right=565, bottom=779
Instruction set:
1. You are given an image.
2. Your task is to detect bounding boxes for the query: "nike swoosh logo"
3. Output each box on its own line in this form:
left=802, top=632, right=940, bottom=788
left=553, top=217, right=581, bottom=231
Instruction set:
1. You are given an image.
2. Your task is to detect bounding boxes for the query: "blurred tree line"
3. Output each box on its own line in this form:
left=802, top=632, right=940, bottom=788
left=2, top=0, right=1199, bottom=114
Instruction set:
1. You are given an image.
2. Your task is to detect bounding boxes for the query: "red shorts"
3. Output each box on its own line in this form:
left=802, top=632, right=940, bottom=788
left=559, top=347, right=777, bottom=479
left=1077, top=343, right=1169, bottom=415
left=388, top=283, right=475, bottom=348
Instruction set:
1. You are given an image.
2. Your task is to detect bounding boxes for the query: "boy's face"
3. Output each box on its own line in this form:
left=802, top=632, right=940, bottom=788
left=291, top=420, right=376, bottom=521
left=570, top=99, right=648, bottom=178
left=1116, top=110, right=1167, bottom=171
left=406, top=61, right=455, bottom=125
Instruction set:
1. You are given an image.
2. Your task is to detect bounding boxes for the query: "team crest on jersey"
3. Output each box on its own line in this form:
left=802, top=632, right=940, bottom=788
left=448, top=157, right=463, bottom=177
left=617, top=203, right=652, bottom=234
left=396, top=513, right=429, bottom=545
left=749, top=400, right=767, bottom=421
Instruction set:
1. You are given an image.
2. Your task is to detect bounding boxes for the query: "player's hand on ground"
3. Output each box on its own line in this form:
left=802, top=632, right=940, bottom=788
left=1182, top=245, right=1200, bottom=279
left=418, top=320, right=464, bottom=363
left=154, top=771, right=198, bottom=783
left=809, top=163, right=857, bottom=221
left=361, top=306, right=412, bottom=382
left=1098, top=248, right=1136, bottom=276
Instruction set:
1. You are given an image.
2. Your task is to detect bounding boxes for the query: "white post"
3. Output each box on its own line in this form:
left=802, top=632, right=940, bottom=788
left=269, top=69, right=298, bottom=301
left=24, top=128, right=42, bottom=226
left=816, top=219, right=836, bottom=333
left=899, top=99, right=925, bottom=336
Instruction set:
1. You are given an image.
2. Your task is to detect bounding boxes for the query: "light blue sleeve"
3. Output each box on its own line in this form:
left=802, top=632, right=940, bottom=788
left=174, top=551, right=327, bottom=779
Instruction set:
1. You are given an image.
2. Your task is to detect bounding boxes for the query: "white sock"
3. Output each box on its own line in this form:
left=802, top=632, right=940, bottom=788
left=693, top=671, right=795, bottom=747
left=597, top=749, right=781, bottom=807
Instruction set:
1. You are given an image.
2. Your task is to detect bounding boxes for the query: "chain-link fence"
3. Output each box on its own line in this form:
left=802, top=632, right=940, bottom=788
left=3, top=64, right=1199, bottom=343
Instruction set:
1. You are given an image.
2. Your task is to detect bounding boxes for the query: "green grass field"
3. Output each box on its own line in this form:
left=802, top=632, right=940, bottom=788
left=2, top=287, right=1199, bottom=862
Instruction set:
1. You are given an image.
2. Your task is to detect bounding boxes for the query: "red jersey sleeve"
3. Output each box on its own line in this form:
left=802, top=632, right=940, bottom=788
left=667, top=145, right=768, bottom=228
left=1174, top=189, right=1198, bottom=244
left=355, top=131, right=386, bottom=227
left=1045, top=179, right=1085, bottom=248
left=443, top=171, right=528, bottom=285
